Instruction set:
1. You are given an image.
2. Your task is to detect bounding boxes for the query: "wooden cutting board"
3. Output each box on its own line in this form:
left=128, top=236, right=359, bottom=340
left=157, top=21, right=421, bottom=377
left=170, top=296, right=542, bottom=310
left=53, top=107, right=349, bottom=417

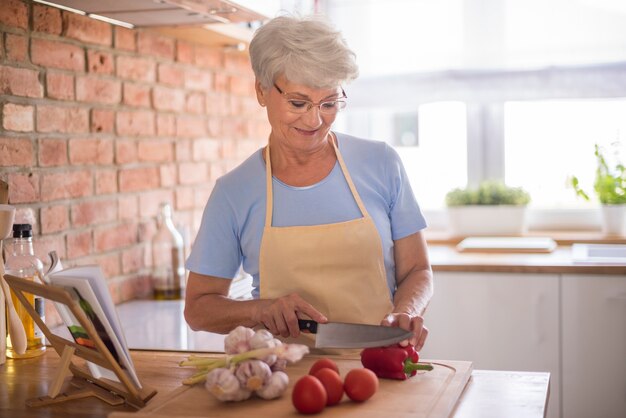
left=109, top=356, right=472, bottom=418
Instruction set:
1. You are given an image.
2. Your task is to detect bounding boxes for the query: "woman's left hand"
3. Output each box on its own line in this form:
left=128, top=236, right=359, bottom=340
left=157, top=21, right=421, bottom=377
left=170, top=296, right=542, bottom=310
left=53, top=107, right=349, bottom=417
left=381, top=313, right=428, bottom=351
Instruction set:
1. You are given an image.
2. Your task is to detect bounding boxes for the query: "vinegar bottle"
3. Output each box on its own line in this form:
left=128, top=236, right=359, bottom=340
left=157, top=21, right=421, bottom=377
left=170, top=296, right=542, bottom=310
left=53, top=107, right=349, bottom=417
left=4, top=223, right=46, bottom=359
left=152, top=203, right=185, bottom=300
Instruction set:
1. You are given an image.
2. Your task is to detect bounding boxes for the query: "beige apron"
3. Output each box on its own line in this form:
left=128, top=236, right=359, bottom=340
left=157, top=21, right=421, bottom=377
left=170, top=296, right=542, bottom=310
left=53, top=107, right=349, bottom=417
left=259, top=134, right=394, bottom=349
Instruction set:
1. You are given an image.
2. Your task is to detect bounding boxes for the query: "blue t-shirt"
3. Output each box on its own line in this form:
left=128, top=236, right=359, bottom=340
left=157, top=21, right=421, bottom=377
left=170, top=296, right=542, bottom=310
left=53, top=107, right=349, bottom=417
left=186, top=132, right=427, bottom=298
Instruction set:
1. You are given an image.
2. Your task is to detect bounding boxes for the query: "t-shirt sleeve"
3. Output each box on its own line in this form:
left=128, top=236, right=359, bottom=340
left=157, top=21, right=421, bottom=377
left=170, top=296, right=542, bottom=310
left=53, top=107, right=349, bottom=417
left=185, top=180, right=242, bottom=280
left=384, top=143, right=427, bottom=240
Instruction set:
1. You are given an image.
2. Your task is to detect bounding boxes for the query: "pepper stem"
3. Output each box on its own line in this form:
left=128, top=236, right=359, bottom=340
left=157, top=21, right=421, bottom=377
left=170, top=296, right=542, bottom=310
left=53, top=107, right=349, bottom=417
left=404, top=359, right=434, bottom=373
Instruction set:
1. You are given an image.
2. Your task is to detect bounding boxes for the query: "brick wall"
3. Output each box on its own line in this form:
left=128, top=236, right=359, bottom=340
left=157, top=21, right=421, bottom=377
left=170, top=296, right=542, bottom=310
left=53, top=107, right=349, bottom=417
left=0, top=0, right=269, bottom=312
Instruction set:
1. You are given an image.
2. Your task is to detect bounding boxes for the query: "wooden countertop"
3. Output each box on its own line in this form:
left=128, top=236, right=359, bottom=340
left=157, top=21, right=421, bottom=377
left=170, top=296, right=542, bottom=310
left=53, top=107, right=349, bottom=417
left=0, top=349, right=550, bottom=418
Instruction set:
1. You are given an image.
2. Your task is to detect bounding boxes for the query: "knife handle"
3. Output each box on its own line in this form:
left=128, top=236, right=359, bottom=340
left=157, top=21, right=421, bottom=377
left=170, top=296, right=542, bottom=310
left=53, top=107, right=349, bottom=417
left=298, top=319, right=318, bottom=334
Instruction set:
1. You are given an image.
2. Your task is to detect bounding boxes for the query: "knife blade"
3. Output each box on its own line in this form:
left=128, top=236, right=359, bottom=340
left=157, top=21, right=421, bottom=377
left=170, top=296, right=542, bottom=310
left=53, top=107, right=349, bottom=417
left=298, top=319, right=413, bottom=349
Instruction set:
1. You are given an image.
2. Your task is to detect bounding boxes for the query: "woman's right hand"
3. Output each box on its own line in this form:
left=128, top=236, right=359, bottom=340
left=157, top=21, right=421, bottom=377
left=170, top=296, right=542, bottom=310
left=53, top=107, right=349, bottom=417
left=253, top=293, right=327, bottom=338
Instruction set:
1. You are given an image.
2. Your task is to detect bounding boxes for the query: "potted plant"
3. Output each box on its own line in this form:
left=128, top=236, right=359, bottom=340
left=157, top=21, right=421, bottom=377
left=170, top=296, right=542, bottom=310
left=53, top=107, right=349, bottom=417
left=570, top=144, right=626, bottom=236
left=445, top=180, right=531, bottom=236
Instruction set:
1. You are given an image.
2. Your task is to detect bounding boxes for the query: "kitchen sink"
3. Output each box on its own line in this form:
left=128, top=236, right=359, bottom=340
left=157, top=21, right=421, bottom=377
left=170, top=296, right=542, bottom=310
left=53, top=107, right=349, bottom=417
left=571, top=243, right=626, bottom=263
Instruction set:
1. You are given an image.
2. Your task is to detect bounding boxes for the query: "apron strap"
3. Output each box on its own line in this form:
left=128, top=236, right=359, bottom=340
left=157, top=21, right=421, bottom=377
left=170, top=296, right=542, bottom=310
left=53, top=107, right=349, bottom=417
left=264, top=132, right=372, bottom=228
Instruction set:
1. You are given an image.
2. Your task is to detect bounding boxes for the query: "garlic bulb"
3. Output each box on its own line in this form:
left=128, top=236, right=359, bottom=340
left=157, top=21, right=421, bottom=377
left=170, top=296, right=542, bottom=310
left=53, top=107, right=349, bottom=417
left=205, top=368, right=252, bottom=402
left=249, top=330, right=281, bottom=365
left=255, top=371, right=289, bottom=400
left=235, top=360, right=272, bottom=391
left=224, top=326, right=255, bottom=354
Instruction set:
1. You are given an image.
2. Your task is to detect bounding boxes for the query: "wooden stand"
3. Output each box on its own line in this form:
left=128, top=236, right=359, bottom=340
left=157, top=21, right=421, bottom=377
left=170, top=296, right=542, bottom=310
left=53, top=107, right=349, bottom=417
left=4, top=274, right=157, bottom=409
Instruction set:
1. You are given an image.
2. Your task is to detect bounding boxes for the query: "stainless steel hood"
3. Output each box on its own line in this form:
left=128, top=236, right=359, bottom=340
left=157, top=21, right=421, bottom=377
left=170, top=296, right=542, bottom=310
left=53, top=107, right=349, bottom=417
left=37, top=0, right=267, bottom=27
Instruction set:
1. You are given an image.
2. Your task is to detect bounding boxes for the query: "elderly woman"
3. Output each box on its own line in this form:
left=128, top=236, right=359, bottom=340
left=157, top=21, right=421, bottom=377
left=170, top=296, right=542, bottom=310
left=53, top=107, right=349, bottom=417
left=184, top=15, right=433, bottom=350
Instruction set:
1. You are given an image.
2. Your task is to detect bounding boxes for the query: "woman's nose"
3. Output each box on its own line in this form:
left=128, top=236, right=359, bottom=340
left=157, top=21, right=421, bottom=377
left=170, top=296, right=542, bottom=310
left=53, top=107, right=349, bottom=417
left=301, top=105, right=323, bottom=127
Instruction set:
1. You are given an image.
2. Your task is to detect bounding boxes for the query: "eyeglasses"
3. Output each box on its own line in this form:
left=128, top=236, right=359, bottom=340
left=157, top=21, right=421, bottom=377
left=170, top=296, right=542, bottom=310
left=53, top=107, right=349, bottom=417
left=274, top=84, right=347, bottom=115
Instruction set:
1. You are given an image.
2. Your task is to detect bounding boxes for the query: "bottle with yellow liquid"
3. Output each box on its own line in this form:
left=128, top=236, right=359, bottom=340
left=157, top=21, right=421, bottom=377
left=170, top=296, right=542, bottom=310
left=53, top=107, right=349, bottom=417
left=5, top=223, right=46, bottom=359
left=152, top=203, right=185, bottom=300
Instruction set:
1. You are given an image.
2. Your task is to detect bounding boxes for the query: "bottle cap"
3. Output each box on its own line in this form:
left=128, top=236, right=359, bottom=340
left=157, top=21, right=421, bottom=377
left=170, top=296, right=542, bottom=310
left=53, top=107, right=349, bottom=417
left=12, top=223, right=33, bottom=238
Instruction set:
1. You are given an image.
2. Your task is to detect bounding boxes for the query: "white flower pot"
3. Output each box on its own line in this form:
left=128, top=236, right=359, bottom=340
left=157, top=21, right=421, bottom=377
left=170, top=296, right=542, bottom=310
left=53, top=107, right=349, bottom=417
left=601, top=204, right=626, bottom=236
left=447, top=205, right=527, bottom=237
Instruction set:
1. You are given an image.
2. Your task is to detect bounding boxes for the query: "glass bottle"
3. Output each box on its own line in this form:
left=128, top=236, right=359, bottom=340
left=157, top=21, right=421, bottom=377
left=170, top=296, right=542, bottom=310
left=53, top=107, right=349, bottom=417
left=152, top=203, right=185, bottom=300
left=4, top=223, right=46, bottom=359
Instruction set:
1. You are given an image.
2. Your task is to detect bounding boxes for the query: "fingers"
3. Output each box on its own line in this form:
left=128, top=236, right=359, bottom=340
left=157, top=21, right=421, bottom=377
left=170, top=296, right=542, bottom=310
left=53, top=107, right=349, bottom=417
left=381, top=313, right=428, bottom=350
left=257, top=293, right=326, bottom=338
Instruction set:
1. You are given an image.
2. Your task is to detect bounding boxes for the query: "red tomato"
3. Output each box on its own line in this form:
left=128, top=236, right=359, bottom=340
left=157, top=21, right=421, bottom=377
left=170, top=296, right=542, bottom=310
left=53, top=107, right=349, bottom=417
left=292, top=375, right=327, bottom=414
left=344, top=368, right=379, bottom=402
left=314, top=368, right=344, bottom=406
left=308, top=358, right=340, bottom=376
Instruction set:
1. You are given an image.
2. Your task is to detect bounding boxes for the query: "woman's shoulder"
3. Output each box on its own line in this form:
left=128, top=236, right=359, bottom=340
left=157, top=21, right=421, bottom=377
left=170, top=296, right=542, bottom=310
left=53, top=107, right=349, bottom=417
left=217, top=148, right=265, bottom=188
left=335, top=132, right=399, bottom=165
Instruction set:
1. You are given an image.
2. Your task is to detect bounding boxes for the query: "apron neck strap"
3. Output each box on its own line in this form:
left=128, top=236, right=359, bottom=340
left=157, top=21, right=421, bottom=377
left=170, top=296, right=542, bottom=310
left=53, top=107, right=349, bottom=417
left=264, top=132, right=371, bottom=228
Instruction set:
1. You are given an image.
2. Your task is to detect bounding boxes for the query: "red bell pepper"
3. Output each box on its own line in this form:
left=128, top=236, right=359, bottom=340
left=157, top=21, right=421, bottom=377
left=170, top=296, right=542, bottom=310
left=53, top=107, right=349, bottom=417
left=360, top=344, right=433, bottom=380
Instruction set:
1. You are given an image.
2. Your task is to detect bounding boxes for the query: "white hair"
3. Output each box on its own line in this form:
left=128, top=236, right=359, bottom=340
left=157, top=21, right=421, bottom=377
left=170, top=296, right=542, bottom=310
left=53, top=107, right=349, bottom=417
left=249, top=15, right=359, bottom=90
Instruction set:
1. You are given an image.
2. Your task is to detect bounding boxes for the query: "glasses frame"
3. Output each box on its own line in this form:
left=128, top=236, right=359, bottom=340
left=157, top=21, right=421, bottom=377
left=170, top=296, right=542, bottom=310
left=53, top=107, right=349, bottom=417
left=273, top=83, right=347, bottom=115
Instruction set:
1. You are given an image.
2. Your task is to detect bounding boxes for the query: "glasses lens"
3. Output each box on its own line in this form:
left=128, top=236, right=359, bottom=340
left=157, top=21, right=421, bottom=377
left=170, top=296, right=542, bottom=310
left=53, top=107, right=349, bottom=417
left=319, top=100, right=346, bottom=114
left=284, top=98, right=347, bottom=114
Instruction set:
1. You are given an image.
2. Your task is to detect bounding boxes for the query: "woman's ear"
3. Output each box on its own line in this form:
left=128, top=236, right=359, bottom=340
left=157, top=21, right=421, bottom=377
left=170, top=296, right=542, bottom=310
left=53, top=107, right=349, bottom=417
left=255, top=79, right=266, bottom=107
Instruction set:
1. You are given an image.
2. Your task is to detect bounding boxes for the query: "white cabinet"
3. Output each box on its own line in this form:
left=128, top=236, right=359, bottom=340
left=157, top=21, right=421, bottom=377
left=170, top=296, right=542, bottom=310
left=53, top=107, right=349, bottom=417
left=561, top=274, right=626, bottom=418
left=420, top=272, right=560, bottom=418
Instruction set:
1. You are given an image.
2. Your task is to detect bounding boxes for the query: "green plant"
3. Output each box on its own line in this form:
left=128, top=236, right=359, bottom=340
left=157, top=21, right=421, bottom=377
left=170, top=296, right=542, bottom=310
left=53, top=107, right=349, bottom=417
left=570, top=144, right=626, bottom=204
left=445, top=180, right=531, bottom=206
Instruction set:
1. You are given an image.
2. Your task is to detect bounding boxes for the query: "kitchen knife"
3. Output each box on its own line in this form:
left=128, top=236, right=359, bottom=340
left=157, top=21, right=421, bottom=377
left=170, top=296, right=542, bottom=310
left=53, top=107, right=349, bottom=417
left=298, top=319, right=413, bottom=349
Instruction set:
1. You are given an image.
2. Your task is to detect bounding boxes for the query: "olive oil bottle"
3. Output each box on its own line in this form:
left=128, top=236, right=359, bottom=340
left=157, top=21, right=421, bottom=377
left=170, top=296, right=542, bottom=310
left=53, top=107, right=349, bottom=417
left=4, top=224, right=46, bottom=359
left=152, top=203, right=185, bottom=300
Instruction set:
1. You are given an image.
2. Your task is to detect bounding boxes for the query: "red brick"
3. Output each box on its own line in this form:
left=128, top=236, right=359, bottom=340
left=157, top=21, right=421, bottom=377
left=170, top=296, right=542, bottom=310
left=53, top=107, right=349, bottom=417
left=31, top=38, right=85, bottom=72
left=63, top=12, right=112, bottom=46
left=80, top=252, right=120, bottom=280
left=5, top=33, right=27, bottom=62
left=0, top=0, right=28, bottom=30
left=176, top=115, right=206, bottom=137
left=119, top=167, right=159, bottom=192
left=137, top=32, right=175, bottom=61
left=0, top=65, right=43, bottom=98
left=7, top=172, right=39, bottom=204
left=87, top=49, right=114, bottom=75
left=69, top=138, right=114, bottom=165
left=195, top=47, right=222, bottom=69
left=123, top=82, right=151, bottom=107
left=230, top=75, right=253, bottom=96
left=38, top=138, right=67, bottom=167
left=91, top=108, right=114, bottom=133
left=94, top=222, right=137, bottom=252
left=152, top=86, right=185, bottom=112
left=224, top=53, right=251, bottom=73
left=116, top=55, right=155, bottom=82
left=0, top=136, right=32, bottom=166
left=158, top=63, right=184, bottom=86
left=139, top=190, right=173, bottom=217
left=37, top=105, right=89, bottom=133
left=41, top=170, right=92, bottom=202
left=118, top=195, right=138, bottom=220
left=76, top=75, right=121, bottom=104
left=214, top=72, right=229, bottom=92
left=206, top=116, right=222, bottom=137
left=33, top=234, right=65, bottom=265
left=33, top=4, right=62, bottom=35
left=178, top=162, right=208, bottom=184
left=220, top=138, right=237, bottom=159
left=137, top=139, right=174, bottom=163
left=176, top=187, right=195, bottom=210
left=67, top=230, right=92, bottom=258
left=176, top=41, right=194, bottom=64
left=156, top=113, right=175, bottom=137
left=46, top=71, right=74, bottom=101
left=116, top=110, right=155, bottom=137
left=192, top=138, right=220, bottom=161
left=3, top=103, right=33, bottom=132
left=205, top=92, right=229, bottom=116
left=175, top=139, right=192, bottom=162
left=194, top=186, right=212, bottom=208
left=184, top=67, right=212, bottom=91
left=41, top=204, right=69, bottom=234
left=221, top=117, right=246, bottom=139
left=159, top=163, right=176, bottom=187
left=122, top=245, right=144, bottom=274
left=115, top=139, right=137, bottom=164
left=186, top=92, right=205, bottom=114
left=114, top=26, right=136, bottom=51
left=95, top=169, right=117, bottom=195
left=71, top=198, right=117, bottom=227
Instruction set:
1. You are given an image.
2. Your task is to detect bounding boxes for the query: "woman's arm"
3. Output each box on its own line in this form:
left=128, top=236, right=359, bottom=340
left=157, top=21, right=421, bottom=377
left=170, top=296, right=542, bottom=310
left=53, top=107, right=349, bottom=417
left=381, top=230, right=433, bottom=350
left=184, top=271, right=327, bottom=337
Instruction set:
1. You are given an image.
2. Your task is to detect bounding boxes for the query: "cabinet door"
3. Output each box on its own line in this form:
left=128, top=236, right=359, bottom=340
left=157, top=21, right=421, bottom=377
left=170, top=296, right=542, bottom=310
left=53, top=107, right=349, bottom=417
left=562, top=274, right=626, bottom=418
left=420, top=272, right=560, bottom=418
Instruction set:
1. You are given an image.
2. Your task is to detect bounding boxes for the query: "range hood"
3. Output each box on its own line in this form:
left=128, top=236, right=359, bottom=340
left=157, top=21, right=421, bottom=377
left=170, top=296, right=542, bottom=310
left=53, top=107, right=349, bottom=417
left=37, top=0, right=268, bottom=27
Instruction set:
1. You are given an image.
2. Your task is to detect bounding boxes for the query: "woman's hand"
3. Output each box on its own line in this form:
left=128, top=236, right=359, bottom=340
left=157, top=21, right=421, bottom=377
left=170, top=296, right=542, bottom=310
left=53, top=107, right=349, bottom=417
left=381, top=313, right=428, bottom=351
left=253, top=293, right=327, bottom=338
